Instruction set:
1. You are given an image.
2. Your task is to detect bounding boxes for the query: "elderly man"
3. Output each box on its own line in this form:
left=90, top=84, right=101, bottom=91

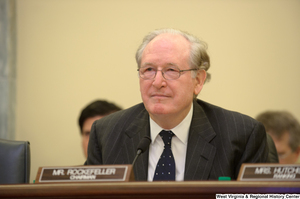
left=86, top=29, right=269, bottom=181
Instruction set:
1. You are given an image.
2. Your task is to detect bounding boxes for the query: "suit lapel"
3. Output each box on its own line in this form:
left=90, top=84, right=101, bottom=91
left=123, top=106, right=150, bottom=181
left=184, top=100, right=216, bottom=180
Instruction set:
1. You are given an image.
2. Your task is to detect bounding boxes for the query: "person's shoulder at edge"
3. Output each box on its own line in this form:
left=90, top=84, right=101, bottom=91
left=195, top=99, right=269, bottom=163
left=84, top=102, right=148, bottom=165
left=195, top=98, right=268, bottom=146
left=93, top=102, right=147, bottom=125
left=196, top=98, right=258, bottom=124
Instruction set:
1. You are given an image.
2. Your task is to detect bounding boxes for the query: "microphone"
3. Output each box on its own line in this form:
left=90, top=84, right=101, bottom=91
left=132, top=136, right=151, bottom=167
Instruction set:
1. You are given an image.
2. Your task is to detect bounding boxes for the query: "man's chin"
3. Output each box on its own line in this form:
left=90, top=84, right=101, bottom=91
left=147, top=105, right=170, bottom=116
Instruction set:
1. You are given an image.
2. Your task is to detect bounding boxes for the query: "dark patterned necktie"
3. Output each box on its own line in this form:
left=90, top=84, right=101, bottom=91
left=153, top=130, right=175, bottom=181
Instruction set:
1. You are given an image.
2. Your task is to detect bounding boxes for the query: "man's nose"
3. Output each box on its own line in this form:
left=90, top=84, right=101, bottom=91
left=152, top=70, right=166, bottom=87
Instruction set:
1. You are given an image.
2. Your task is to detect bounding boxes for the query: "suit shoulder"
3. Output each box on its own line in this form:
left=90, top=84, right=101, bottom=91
left=196, top=99, right=259, bottom=127
left=94, top=102, right=147, bottom=126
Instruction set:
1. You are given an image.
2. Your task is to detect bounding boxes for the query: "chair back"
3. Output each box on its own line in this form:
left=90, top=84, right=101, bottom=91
left=0, top=139, right=31, bottom=184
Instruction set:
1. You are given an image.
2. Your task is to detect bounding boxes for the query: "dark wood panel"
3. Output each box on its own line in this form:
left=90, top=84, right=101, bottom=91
left=0, top=181, right=299, bottom=199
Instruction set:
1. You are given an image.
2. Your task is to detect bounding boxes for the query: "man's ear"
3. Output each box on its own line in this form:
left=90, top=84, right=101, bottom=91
left=294, top=146, right=300, bottom=160
left=194, top=70, right=207, bottom=96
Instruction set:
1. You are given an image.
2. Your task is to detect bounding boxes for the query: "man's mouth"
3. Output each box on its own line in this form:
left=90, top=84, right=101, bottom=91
left=151, top=94, right=170, bottom=99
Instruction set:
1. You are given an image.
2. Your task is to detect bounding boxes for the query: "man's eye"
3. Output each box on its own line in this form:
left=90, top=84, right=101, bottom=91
left=142, top=67, right=156, bottom=73
left=165, top=68, right=178, bottom=72
left=145, top=67, right=155, bottom=71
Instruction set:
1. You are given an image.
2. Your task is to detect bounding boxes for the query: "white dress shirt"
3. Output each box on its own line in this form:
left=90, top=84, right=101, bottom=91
left=147, top=104, right=193, bottom=181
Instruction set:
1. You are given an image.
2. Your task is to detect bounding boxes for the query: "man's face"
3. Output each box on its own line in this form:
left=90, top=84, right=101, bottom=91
left=139, top=33, right=205, bottom=127
left=81, top=116, right=103, bottom=158
left=270, top=131, right=300, bottom=164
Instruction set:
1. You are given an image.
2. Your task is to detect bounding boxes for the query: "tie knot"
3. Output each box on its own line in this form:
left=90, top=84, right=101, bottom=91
left=159, top=130, right=174, bottom=147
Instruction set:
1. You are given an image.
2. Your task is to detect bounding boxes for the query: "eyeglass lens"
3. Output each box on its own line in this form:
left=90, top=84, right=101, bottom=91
left=139, top=67, right=181, bottom=80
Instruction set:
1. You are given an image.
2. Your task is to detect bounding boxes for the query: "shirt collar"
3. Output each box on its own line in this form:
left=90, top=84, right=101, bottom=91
left=149, top=103, right=193, bottom=145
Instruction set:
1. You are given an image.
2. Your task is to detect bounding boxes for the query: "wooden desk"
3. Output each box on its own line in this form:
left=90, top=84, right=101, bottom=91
left=0, top=181, right=299, bottom=199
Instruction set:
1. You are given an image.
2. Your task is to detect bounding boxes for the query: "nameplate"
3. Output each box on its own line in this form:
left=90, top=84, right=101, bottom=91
left=238, top=163, right=300, bottom=181
left=35, top=165, right=135, bottom=183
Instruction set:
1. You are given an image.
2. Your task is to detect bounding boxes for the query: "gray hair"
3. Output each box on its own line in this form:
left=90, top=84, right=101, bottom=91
left=256, top=111, right=300, bottom=152
left=135, top=28, right=211, bottom=83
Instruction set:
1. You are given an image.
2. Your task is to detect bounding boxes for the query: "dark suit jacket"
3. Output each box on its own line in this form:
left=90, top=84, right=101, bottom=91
left=266, top=133, right=279, bottom=163
left=86, top=99, right=269, bottom=180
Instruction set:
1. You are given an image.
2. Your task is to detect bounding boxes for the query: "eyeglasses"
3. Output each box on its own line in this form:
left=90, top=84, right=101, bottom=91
left=137, top=66, right=198, bottom=80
